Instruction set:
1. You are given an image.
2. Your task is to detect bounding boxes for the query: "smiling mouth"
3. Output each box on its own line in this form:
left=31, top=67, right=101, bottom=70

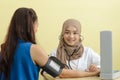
left=68, top=39, right=75, bottom=42
left=67, top=41, right=75, bottom=44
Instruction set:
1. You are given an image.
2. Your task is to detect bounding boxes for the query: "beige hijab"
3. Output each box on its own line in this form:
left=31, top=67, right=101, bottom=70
left=57, top=19, right=84, bottom=65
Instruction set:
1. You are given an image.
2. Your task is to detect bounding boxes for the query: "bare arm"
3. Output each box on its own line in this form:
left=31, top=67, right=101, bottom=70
left=59, top=63, right=100, bottom=78
left=59, top=68, right=100, bottom=78
left=30, top=44, right=48, bottom=67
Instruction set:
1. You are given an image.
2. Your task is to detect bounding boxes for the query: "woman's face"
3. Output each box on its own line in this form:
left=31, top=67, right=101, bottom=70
left=63, top=26, right=80, bottom=46
left=33, top=20, right=39, bottom=33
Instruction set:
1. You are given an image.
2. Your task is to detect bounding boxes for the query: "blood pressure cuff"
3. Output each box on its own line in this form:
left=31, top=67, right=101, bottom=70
left=41, top=56, right=65, bottom=77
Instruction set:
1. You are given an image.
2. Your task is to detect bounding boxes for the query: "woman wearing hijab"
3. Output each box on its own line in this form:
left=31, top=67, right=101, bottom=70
left=50, top=19, right=100, bottom=78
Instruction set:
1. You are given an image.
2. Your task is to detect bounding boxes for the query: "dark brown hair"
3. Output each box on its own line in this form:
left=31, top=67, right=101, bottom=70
left=0, top=7, right=38, bottom=78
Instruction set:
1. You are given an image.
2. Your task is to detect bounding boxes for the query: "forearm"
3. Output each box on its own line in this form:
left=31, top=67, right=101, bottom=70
left=59, top=69, right=100, bottom=78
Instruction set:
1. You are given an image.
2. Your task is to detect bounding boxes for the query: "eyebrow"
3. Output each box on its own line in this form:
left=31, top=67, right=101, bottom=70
left=65, top=29, right=78, bottom=32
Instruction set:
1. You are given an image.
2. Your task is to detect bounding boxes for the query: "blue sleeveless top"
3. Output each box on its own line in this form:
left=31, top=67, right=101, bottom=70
left=9, top=39, right=40, bottom=80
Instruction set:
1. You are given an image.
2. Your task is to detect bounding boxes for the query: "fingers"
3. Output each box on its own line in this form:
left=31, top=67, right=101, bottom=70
left=89, top=64, right=98, bottom=72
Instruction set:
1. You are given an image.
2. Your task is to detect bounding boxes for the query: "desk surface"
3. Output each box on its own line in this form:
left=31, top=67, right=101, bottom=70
left=43, top=74, right=120, bottom=80
left=55, top=77, right=100, bottom=80
left=55, top=77, right=120, bottom=80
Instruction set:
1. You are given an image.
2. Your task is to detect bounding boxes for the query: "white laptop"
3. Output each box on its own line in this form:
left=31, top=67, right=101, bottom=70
left=100, top=31, right=120, bottom=80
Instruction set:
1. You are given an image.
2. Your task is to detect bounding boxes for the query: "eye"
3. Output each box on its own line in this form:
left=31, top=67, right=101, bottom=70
left=74, top=32, right=79, bottom=35
left=64, top=31, right=70, bottom=34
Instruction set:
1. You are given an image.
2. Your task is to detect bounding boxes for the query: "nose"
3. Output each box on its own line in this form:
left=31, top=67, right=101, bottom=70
left=69, top=33, right=74, bottom=38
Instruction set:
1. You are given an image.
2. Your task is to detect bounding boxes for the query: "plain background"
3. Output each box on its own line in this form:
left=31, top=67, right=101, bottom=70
left=0, top=1, right=120, bottom=79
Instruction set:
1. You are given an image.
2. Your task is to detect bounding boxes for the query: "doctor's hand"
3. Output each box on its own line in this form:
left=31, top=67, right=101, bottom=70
left=88, top=64, right=100, bottom=72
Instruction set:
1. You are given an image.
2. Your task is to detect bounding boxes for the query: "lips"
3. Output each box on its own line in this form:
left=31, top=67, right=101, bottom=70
left=67, top=39, right=75, bottom=42
left=67, top=40, right=75, bottom=45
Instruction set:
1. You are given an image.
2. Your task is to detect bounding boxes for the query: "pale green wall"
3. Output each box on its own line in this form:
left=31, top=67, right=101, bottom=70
left=0, top=0, right=120, bottom=71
